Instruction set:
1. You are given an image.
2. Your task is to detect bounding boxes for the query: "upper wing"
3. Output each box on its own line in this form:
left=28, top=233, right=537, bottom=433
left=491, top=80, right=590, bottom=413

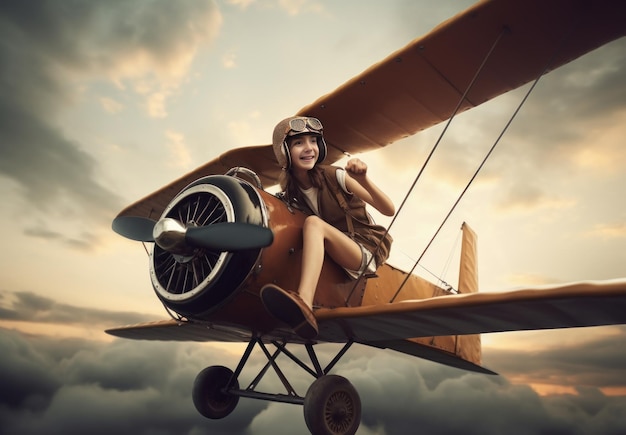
left=314, top=281, right=626, bottom=343
left=114, top=0, right=624, bottom=221
left=114, top=145, right=278, bottom=220
left=299, top=0, right=626, bottom=162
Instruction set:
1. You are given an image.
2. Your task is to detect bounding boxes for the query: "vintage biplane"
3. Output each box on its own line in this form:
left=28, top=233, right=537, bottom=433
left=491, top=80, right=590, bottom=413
left=107, top=1, right=626, bottom=434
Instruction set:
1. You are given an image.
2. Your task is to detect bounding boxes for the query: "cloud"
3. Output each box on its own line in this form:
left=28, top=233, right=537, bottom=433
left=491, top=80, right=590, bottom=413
left=484, top=326, right=626, bottom=391
left=481, top=40, right=626, bottom=192
left=228, top=0, right=256, bottom=11
left=493, top=182, right=576, bottom=213
left=21, top=223, right=103, bottom=252
left=1, top=302, right=625, bottom=435
left=277, top=0, right=326, bottom=16
left=0, top=105, right=122, bottom=226
left=0, top=0, right=222, bottom=248
left=99, top=97, right=124, bottom=114
left=0, top=331, right=626, bottom=435
left=0, top=329, right=266, bottom=435
left=0, top=290, right=154, bottom=330
left=342, top=343, right=626, bottom=435
left=586, top=221, right=626, bottom=239
left=165, top=130, right=193, bottom=170
left=378, top=37, right=626, bottom=202
left=222, top=52, right=238, bottom=69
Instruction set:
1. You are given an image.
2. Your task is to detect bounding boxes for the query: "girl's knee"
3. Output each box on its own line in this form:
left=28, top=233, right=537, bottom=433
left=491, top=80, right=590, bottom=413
left=303, top=215, right=324, bottom=233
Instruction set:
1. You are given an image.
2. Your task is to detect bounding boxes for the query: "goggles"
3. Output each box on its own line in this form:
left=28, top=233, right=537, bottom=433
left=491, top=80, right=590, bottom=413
left=285, top=117, right=323, bottom=137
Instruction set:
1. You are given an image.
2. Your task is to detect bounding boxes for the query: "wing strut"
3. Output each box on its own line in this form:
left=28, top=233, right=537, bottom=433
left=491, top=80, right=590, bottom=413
left=389, top=14, right=585, bottom=303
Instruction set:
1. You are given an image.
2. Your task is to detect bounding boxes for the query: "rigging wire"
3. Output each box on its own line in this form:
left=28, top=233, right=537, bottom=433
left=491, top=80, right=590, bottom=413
left=141, top=241, right=150, bottom=256
left=438, top=227, right=462, bottom=292
left=396, top=249, right=453, bottom=289
left=345, top=27, right=509, bottom=306
left=389, top=19, right=582, bottom=303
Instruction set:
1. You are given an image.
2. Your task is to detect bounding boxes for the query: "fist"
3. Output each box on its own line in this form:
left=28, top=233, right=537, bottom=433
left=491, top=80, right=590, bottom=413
left=345, top=158, right=367, bottom=176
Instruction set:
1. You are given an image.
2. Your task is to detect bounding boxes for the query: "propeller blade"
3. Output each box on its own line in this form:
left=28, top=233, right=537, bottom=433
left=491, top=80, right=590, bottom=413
left=185, top=222, right=274, bottom=251
left=112, top=216, right=157, bottom=242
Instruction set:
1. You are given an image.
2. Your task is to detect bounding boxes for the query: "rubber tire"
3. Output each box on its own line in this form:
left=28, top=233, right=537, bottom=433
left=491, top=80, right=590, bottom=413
left=192, top=365, right=239, bottom=419
left=303, top=375, right=361, bottom=435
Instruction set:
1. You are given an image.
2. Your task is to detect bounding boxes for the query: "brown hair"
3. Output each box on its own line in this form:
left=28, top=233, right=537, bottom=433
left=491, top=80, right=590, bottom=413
left=281, top=166, right=324, bottom=201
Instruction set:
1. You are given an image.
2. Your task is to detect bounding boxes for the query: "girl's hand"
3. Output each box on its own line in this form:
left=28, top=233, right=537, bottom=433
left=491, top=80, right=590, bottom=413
left=345, top=158, right=367, bottom=177
left=344, top=158, right=395, bottom=216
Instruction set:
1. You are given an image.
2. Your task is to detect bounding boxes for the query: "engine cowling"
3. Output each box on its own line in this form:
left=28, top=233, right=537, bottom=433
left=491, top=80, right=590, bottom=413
left=149, top=174, right=268, bottom=319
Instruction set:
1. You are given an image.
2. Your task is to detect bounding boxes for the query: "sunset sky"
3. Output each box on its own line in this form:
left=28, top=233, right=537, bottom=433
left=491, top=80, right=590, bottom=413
left=1, top=1, right=625, bottom=434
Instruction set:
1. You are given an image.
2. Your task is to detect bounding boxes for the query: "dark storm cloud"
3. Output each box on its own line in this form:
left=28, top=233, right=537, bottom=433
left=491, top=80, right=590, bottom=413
left=0, top=0, right=219, bottom=247
left=0, top=290, right=154, bottom=328
left=485, top=327, right=626, bottom=389
left=0, top=329, right=265, bottom=435
left=524, top=40, right=626, bottom=133
left=477, top=39, right=626, bottom=210
left=1, top=290, right=625, bottom=433
left=485, top=38, right=626, bottom=164
left=332, top=341, right=626, bottom=435
left=1, top=326, right=625, bottom=435
left=3, top=276, right=626, bottom=435
left=0, top=5, right=121, bottom=230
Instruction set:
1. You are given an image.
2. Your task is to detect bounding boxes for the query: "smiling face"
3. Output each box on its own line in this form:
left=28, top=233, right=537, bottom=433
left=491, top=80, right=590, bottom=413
left=288, top=134, right=320, bottom=173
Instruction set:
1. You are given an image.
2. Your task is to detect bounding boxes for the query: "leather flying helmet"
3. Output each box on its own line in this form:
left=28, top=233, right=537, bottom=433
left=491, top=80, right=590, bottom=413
left=272, top=116, right=327, bottom=170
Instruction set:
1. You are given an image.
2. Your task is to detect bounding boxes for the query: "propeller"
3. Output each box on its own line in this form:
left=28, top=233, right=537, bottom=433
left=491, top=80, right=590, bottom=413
left=112, top=216, right=274, bottom=252
left=112, top=216, right=157, bottom=242
left=185, top=221, right=274, bottom=251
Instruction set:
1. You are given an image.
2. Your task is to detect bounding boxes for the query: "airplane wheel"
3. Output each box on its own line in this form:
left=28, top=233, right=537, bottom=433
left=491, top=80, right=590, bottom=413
left=192, top=365, right=239, bottom=419
left=303, top=375, right=361, bottom=435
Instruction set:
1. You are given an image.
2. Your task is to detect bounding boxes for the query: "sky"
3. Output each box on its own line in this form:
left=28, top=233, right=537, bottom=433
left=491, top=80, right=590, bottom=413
left=0, top=0, right=625, bottom=434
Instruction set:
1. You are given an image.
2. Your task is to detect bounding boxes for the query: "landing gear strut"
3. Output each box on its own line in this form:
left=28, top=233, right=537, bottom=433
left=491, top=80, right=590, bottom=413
left=192, top=337, right=361, bottom=435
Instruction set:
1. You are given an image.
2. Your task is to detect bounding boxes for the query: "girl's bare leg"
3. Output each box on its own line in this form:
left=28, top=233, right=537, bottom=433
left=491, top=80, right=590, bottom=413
left=297, top=216, right=363, bottom=308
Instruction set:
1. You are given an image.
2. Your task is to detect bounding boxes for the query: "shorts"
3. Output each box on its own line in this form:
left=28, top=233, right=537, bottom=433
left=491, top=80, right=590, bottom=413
left=343, top=243, right=377, bottom=280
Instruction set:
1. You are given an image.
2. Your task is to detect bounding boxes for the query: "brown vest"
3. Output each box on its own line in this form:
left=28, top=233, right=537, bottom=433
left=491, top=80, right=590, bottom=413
left=291, top=165, right=393, bottom=266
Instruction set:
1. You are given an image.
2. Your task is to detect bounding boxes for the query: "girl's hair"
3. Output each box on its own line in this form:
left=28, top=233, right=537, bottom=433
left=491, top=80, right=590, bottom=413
left=281, top=166, right=324, bottom=201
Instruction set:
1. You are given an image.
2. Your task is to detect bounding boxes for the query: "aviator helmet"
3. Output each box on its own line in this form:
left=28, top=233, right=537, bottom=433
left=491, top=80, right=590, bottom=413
left=272, top=116, right=327, bottom=170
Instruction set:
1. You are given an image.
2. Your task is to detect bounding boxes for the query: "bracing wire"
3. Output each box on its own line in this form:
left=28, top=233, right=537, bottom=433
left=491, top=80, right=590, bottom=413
left=345, top=26, right=509, bottom=306
left=389, top=18, right=582, bottom=303
left=345, top=27, right=509, bottom=306
left=438, top=228, right=462, bottom=292
left=396, top=249, right=452, bottom=288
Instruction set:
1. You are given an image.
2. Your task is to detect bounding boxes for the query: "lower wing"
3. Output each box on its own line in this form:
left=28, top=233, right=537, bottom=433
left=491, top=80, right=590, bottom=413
left=315, top=280, right=626, bottom=342
left=106, top=280, right=626, bottom=342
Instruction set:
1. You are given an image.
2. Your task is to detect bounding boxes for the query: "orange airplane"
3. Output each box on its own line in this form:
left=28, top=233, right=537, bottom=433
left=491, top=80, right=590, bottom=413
left=107, top=1, right=626, bottom=434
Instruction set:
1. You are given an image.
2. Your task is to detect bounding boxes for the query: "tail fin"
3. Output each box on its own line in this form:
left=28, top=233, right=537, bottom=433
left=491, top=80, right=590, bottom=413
left=453, top=222, right=485, bottom=370
left=365, top=222, right=495, bottom=374
left=458, top=222, right=478, bottom=294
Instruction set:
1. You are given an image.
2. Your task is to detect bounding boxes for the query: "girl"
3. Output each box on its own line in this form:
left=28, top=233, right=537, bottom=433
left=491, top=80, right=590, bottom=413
left=261, top=116, right=395, bottom=339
